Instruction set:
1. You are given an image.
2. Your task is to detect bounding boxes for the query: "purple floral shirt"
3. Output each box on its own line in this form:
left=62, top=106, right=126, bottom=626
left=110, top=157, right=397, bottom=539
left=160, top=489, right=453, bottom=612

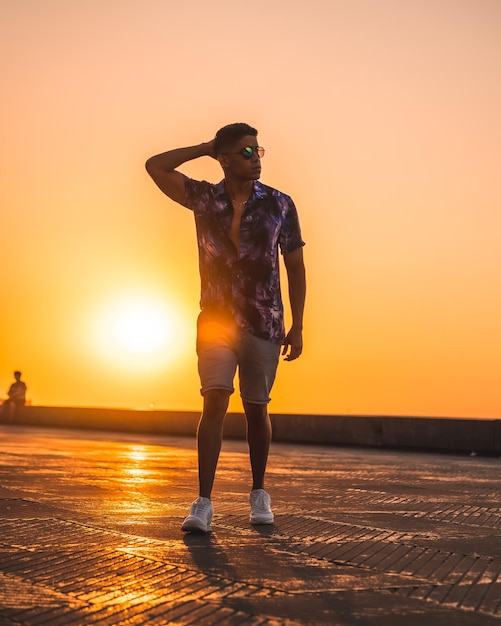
left=182, top=176, right=305, bottom=344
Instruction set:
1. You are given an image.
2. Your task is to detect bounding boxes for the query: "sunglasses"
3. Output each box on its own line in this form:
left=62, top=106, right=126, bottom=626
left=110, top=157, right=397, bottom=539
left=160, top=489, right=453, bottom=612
left=222, top=146, right=265, bottom=159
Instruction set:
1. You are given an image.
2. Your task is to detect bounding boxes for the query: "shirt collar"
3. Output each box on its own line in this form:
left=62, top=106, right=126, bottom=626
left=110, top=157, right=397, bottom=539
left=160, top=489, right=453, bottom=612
left=215, top=180, right=268, bottom=205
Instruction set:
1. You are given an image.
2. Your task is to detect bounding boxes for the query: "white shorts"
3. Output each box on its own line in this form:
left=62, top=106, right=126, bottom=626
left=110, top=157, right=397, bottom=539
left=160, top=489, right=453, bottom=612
left=196, top=311, right=281, bottom=405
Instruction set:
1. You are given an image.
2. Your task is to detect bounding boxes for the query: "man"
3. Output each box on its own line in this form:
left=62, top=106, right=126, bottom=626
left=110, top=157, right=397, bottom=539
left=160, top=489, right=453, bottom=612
left=3, top=371, right=27, bottom=422
left=146, top=122, right=306, bottom=532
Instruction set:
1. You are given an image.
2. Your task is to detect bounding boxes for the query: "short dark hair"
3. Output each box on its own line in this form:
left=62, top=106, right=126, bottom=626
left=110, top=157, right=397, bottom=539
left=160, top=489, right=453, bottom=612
left=214, top=122, right=258, bottom=156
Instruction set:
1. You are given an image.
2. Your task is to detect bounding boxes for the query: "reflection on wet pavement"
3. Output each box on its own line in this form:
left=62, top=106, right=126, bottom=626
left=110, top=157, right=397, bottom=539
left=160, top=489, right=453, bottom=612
left=0, top=425, right=500, bottom=625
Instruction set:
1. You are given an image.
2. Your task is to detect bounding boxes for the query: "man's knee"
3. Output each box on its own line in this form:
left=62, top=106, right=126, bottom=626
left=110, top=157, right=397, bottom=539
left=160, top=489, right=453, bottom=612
left=243, top=400, right=269, bottom=422
left=202, top=389, right=231, bottom=419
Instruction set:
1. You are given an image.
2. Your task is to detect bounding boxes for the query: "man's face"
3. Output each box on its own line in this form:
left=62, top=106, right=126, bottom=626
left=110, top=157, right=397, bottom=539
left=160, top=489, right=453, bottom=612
left=218, top=135, right=262, bottom=181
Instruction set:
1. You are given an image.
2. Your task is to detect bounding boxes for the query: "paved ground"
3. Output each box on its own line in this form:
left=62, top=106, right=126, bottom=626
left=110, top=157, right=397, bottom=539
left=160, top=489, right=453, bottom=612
left=0, top=425, right=500, bottom=625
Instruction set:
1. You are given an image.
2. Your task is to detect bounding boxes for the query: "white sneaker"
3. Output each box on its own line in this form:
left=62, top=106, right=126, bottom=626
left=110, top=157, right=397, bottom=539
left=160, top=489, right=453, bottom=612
left=249, top=489, right=274, bottom=524
left=181, top=497, right=213, bottom=532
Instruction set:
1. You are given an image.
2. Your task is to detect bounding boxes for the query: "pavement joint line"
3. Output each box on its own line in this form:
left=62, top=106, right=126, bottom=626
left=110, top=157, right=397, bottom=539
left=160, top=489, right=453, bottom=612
left=218, top=514, right=501, bottom=617
left=1, top=517, right=286, bottom=601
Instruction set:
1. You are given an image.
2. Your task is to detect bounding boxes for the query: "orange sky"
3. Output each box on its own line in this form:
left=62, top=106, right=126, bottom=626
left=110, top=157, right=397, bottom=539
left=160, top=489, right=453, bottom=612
left=1, top=0, right=500, bottom=417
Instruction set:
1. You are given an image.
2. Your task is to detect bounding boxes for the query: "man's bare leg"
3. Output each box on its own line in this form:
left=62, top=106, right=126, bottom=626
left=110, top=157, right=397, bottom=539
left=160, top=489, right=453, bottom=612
left=243, top=401, right=271, bottom=491
left=197, top=389, right=230, bottom=499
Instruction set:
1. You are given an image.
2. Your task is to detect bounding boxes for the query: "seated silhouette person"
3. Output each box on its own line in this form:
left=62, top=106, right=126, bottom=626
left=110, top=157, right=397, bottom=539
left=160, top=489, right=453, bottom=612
left=3, top=371, right=27, bottom=422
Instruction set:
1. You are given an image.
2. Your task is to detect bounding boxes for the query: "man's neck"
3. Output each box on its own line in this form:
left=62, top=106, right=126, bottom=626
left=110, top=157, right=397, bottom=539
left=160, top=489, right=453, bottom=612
left=224, top=178, right=254, bottom=203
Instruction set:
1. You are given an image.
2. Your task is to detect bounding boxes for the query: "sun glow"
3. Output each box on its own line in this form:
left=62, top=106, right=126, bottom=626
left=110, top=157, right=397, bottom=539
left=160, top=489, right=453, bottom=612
left=112, top=301, right=171, bottom=357
left=93, top=293, right=190, bottom=369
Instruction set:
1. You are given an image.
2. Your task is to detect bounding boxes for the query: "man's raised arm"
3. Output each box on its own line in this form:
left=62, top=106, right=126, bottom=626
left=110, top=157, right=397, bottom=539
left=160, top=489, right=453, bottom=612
left=145, top=140, right=216, bottom=205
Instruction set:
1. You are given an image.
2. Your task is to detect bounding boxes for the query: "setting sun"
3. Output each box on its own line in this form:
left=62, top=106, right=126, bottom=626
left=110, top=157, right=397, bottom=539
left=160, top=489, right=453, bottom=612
left=92, top=294, right=190, bottom=370
left=111, top=301, right=171, bottom=357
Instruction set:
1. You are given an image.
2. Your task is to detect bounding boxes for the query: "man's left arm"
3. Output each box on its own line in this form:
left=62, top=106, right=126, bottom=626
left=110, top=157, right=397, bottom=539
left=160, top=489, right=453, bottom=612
left=282, top=247, right=306, bottom=361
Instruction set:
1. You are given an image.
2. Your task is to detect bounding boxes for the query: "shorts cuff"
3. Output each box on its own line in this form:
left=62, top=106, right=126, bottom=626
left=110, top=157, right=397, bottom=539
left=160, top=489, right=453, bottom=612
left=200, top=385, right=234, bottom=397
left=240, top=394, right=271, bottom=405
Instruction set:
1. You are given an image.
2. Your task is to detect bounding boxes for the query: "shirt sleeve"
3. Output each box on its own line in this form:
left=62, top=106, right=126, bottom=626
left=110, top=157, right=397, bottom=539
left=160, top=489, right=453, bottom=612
left=181, top=175, right=211, bottom=212
left=278, top=195, right=305, bottom=255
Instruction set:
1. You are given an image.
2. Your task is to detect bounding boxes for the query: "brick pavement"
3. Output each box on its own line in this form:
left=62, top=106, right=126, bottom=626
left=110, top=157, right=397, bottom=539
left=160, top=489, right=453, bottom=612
left=0, top=424, right=500, bottom=625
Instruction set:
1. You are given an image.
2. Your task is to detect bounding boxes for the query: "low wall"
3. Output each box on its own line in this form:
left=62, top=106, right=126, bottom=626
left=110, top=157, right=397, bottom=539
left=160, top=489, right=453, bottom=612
left=271, top=413, right=500, bottom=452
left=3, top=406, right=500, bottom=453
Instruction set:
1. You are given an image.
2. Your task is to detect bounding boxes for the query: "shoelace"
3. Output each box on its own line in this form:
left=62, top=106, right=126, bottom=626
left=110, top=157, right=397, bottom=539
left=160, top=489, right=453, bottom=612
left=191, top=500, right=210, bottom=515
left=253, top=493, right=268, bottom=509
